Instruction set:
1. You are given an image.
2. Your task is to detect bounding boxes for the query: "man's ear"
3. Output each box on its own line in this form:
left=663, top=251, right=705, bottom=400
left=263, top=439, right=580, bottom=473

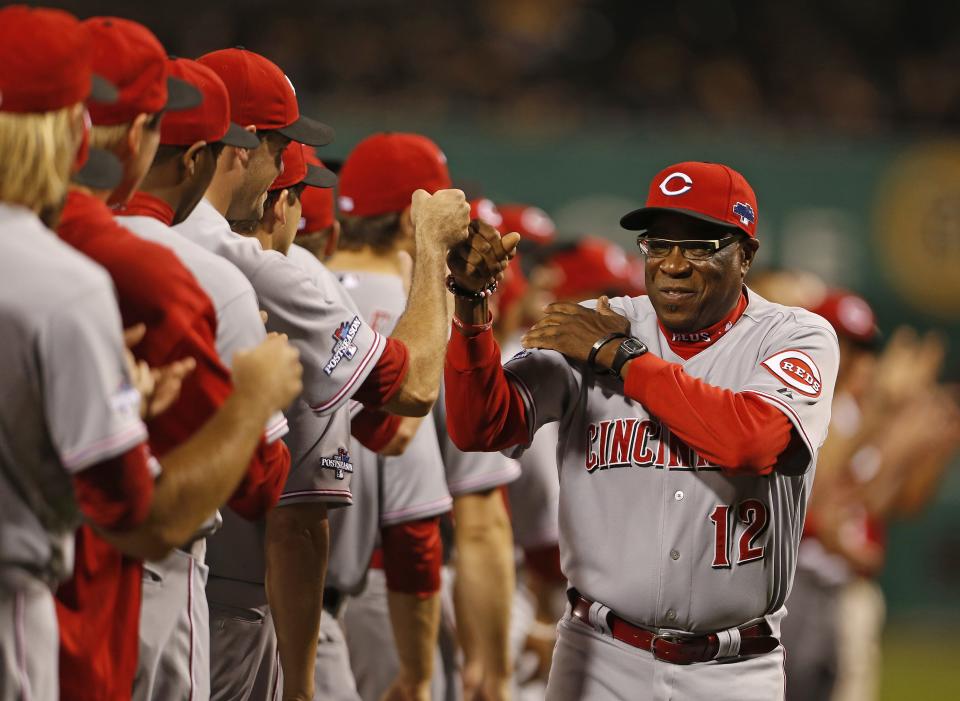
left=181, top=141, right=208, bottom=179
left=272, top=190, right=288, bottom=228
left=237, top=126, right=257, bottom=168
left=323, top=220, right=342, bottom=259
left=400, top=206, right=415, bottom=238
left=126, top=113, right=149, bottom=159
left=740, top=238, right=759, bottom=276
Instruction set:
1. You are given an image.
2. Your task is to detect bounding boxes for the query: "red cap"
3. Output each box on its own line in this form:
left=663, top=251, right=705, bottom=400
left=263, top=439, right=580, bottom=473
left=0, top=6, right=115, bottom=113
left=84, top=17, right=200, bottom=126
left=620, top=161, right=759, bottom=238
left=550, top=237, right=634, bottom=301
left=298, top=186, right=335, bottom=234
left=498, top=204, right=556, bottom=245
left=270, top=143, right=337, bottom=192
left=810, top=289, right=879, bottom=346
left=197, top=48, right=333, bottom=147
left=470, top=198, right=503, bottom=230
left=495, top=257, right=529, bottom=319
left=338, top=133, right=451, bottom=217
left=160, top=58, right=258, bottom=149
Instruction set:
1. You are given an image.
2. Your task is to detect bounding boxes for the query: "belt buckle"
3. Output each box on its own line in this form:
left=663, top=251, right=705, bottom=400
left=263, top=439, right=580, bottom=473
left=650, top=632, right=686, bottom=663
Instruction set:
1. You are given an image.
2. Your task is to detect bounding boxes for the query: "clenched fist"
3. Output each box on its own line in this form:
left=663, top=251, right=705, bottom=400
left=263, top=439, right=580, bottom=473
left=233, top=333, right=303, bottom=412
left=448, top=219, right=522, bottom=293
left=411, top=188, right=471, bottom=249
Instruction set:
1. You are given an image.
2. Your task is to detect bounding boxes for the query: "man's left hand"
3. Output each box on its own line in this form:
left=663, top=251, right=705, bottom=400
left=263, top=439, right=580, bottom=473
left=521, top=296, right=631, bottom=370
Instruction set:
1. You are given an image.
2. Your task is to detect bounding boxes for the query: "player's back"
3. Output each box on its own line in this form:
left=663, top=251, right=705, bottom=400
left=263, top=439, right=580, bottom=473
left=0, top=203, right=142, bottom=582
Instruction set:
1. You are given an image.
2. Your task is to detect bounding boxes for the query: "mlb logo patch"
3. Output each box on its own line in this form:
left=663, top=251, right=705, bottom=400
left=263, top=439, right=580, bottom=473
left=732, top=202, right=755, bottom=227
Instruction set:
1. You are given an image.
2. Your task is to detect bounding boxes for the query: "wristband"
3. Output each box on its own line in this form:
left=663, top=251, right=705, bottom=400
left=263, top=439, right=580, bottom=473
left=452, top=314, right=493, bottom=334
left=587, top=332, right=629, bottom=374
left=446, top=274, right=498, bottom=299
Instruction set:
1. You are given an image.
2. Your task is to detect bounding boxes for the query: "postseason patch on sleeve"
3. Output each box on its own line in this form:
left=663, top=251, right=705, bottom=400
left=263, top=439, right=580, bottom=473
left=760, top=349, right=823, bottom=398
left=323, top=316, right=362, bottom=375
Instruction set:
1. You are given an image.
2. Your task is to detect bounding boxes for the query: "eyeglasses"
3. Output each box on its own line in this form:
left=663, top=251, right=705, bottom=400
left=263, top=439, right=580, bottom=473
left=636, top=235, right=740, bottom=261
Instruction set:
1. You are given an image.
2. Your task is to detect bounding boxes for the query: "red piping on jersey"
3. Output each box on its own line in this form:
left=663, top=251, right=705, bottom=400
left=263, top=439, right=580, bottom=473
left=623, top=353, right=793, bottom=474
left=658, top=292, right=748, bottom=360
left=118, top=191, right=175, bottom=226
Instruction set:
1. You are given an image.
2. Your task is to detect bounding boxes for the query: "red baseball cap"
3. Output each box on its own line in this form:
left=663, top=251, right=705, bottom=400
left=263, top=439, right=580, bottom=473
left=84, top=17, right=200, bottom=126
left=810, top=289, right=879, bottom=346
left=270, top=143, right=337, bottom=192
left=338, top=133, right=452, bottom=217
left=470, top=198, right=503, bottom=230
left=160, top=58, right=258, bottom=149
left=621, top=161, right=759, bottom=238
left=197, top=48, right=333, bottom=147
left=550, top=237, right=634, bottom=300
left=0, top=5, right=117, bottom=113
left=298, top=187, right=335, bottom=234
left=498, top=203, right=556, bottom=245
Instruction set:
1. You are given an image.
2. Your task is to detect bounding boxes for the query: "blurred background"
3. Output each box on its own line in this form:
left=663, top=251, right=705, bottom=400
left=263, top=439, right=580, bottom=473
left=47, top=0, right=960, bottom=697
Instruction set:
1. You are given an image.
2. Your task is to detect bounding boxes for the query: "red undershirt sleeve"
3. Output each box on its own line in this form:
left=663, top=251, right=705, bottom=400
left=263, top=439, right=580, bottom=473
left=444, top=327, right=530, bottom=452
left=72, top=443, right=156, bottom=531
left=226, top=438, right=291, bottom=520
left=623, top=353, right=793, bottom=475
left=351, top=408, right=402, bottom=453
left=381, top=517, right=443, bottom=597
left=353, top=337, right=409, bottom=409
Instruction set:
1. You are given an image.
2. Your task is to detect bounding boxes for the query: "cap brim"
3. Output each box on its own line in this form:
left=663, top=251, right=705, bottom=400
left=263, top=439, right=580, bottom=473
left=620, top=206, right=734, bottom=232
left=302, top=164, right=337, bottom=188
left=277, top=115, right=334, bottom=147
left=220, top=122, right=260, bottom=149
left=89, top=74, right=118, bottom=104
left=73, top=148, right=123, bottom=191
left=164, top=76, right=203, bottom=112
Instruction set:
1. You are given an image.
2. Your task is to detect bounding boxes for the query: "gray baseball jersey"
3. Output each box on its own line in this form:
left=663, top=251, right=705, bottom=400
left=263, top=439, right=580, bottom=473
left=0, top=204, right=147, bottom=700
left=433, top=382, right=521, bottom=496
left=176, top=199, right=386, bottom=586
left=0, top=203, right=148, bottom=584
left=500, top=289, right=839, bottom=633
left=335, top=269, right=452, bottom=526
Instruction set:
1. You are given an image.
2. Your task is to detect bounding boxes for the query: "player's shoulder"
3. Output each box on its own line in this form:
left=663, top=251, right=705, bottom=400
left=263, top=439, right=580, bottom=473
left=742, top=287, right=837, bottom=340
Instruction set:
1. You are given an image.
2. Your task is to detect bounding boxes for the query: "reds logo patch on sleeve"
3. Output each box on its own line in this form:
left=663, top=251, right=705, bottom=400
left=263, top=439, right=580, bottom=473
left=760, top=350, right=823, bottom=397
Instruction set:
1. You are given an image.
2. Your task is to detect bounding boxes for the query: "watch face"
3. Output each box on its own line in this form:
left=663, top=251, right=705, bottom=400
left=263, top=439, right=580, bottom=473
left=623, top=338, right=646, bottom=354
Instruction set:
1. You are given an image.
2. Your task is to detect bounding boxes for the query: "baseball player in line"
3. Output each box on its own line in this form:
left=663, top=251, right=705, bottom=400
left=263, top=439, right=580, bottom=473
left=443, top=161, right=839, bottom=700
left=0, top=8, right=303, bottom=701
left=114, top=56, right=292, bottom=701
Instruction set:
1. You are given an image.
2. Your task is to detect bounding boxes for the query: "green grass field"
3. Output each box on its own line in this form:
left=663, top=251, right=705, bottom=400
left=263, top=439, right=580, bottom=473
left=881, top=628, right=960, bottom=700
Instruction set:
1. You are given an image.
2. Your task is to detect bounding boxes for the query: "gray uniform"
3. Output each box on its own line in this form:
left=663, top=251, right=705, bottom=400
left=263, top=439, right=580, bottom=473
left=0, top=204, right=148, bottom=701
left=176, top=200, right=385, bottom=701
left=319, top=266, right=452, bottom=701
left=118, top=211, right=289, bottom=701
left=498, top=290, right=838, bottom=701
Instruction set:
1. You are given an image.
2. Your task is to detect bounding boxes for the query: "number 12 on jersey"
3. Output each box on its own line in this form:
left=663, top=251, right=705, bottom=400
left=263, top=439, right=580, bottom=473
left=709, top=499, right=769, bottom=568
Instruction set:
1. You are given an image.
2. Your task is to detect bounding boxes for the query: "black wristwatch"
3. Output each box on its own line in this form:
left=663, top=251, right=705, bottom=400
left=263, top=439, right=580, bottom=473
left=611, top=337, right=648, bottom=377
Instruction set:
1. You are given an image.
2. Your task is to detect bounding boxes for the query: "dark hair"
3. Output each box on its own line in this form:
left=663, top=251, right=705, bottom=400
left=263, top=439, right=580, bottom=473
left=338, top=212, right=403, bottom=253
left=151, top=140, right=226, bottom=167
left=264, top=182, right=306, bottom=210
left=295, top=230, right=331, bottom=258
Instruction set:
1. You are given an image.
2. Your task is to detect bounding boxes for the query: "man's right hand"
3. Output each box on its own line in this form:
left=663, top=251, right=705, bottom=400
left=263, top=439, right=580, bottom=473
left=448, top=219, right=522, bottom=292
left=411, top=188, right=471, bottom=249
left=233, top=334, right=303, bottom=412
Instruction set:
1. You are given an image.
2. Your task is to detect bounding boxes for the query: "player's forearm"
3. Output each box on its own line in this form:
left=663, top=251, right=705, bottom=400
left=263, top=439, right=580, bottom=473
left=453, top=491, right=515, bottom=698
left=444, top=324, right=529, bottom=452
left=265, top=502, right=329, bottom=701
left=103, top=390, right=273, bottom=558
left=383, top=244, right=449, bottom=416
left=622, top=354, right=793, bottom=473
left=386, top=590, right=441, bottom=700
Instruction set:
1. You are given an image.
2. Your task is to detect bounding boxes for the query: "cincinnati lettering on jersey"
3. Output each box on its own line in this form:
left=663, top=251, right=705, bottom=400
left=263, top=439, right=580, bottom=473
left=585, top=418, right=720, bottom=473
left=323, top=316, right=361, bottom=375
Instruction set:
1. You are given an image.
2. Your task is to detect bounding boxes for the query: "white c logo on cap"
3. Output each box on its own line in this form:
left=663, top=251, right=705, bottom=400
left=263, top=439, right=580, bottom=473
left=659, top=172, right=693, bottom=196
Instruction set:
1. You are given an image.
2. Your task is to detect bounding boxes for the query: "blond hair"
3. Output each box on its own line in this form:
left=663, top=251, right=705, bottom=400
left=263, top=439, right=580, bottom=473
left=0, top=105, right=78, bottom=212
left=90, top=123, right=132, bottom=152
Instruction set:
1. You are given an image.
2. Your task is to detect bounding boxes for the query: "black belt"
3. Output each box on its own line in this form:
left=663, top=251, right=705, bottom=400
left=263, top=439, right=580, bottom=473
left=569, top=589, right=779, bottom=665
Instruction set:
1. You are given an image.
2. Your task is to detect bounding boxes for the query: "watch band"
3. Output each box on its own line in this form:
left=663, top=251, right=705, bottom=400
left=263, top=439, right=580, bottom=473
left=611, top=337, right=648, bottom=377
left=587, top=332, right=629, bottom=374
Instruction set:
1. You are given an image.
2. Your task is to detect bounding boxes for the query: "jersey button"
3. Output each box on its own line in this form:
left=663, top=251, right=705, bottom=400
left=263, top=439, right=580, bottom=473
left=666, top=609, right=677, bottom=621
left=674, top=490, right=684, bottom=501
left=670, top=549, right=680, bottom=560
